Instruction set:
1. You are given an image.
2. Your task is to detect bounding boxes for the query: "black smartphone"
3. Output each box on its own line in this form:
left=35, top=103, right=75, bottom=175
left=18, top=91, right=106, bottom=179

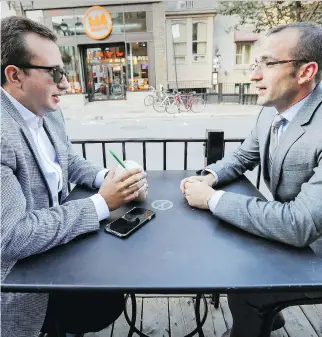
left=104, top=207, right=156, bottom=238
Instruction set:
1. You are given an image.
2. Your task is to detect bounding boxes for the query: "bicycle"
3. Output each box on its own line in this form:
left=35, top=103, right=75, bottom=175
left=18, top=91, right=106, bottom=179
left=144, top=86, right=165, bottom=106
left=165, top=91, right=206, bottom=114
left=152, top=91, right=176, bottom=113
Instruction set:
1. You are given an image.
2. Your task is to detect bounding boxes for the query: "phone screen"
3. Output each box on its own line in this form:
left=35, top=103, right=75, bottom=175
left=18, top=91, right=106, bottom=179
left=106, top=207, right=155, bottom=236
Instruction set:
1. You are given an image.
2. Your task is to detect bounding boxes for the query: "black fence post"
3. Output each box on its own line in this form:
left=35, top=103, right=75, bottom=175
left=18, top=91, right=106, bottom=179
left=218, top=83, right=223, bottom=103
left=239, top=83, right=244, bottom=104
left=204, top=130, right=225, bottom=167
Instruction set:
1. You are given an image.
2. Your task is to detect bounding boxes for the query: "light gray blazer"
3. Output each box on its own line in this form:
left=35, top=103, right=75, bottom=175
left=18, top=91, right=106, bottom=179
left=1, top=90, right=103, bottom=337
left=208, top=84, right=322, bottom=248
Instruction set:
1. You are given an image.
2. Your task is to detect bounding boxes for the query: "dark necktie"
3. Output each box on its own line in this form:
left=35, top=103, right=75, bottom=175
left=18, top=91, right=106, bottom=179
left=268, top=114, right=286, bottom=173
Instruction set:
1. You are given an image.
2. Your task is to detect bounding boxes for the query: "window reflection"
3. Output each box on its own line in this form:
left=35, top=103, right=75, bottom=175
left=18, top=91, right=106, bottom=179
left=126, top=42, right=149, bottom=91
left=124, top=12, right=146, bottom=32
left=74, top=12, right=124, bottom=35
left=52, top=16, right=75, bottom=36
left=59, top=46, right=82, bottom=94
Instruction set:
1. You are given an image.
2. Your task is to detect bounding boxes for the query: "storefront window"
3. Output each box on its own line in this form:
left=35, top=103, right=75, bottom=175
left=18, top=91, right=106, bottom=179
left=59, top=46, right=82, bottom=94
left=110, top=13, right=124, bottom=34
left=52, top=16, right=76, bottom=36
left=86, top=44, right=126, bottom=64
left=124, top=12, right=146, bottom=32
left=127, top=42, right=149, bottom=91
left=74, top=12, right=124, bottom=35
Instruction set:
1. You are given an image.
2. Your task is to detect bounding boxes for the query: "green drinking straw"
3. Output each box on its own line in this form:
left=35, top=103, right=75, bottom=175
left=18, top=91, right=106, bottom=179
left=108, top=149, right=127, bottom=170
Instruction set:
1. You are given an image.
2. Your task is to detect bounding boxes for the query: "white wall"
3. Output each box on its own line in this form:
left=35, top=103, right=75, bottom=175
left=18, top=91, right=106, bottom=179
left=0, top=1, right=17, bottom=19
left=213, top=14, right=256, bottom=84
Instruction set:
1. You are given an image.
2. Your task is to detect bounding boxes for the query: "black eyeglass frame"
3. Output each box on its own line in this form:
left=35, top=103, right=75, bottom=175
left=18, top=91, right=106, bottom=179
left=249, top=59, right=309, bottom=72
left=13, top=64, right=68, bottom=84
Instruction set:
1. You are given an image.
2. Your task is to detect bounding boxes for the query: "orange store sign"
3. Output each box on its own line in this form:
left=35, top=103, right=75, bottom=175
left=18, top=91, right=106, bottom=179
left=83, top=6, right=113, bottom=40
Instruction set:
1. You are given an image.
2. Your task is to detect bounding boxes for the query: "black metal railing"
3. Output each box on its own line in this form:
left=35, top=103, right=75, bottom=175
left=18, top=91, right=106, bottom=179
left=167, top=81, right=258, bottom=105
left=70, top=136, right=262, bottom=191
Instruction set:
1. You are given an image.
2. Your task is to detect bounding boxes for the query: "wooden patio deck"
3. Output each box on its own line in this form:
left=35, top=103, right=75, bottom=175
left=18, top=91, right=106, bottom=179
left=85, top=295, right=322, bottom=337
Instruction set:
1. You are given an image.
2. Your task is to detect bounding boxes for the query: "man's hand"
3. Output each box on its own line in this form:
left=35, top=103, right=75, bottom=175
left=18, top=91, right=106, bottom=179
left=180, top=173, right=216, bottom=194
left=184, top=178, right=216, bottom=209
left=98, top=168, right=147, bottom=211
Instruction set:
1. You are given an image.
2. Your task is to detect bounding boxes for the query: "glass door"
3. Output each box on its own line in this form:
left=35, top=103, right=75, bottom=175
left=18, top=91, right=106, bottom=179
left=90, top=63, right=109, bottom=101
left=105, top=63, right=125, bottom=100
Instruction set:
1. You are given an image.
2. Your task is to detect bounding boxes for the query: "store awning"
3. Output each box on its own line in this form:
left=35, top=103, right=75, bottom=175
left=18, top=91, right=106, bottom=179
left=234, top=31, right=258, bottom=42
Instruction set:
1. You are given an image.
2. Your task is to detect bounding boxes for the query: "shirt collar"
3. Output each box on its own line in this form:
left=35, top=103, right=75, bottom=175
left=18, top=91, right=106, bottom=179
left=1, top=88, right=43, bottom=129
left=279, top=90, right=314, bottom=122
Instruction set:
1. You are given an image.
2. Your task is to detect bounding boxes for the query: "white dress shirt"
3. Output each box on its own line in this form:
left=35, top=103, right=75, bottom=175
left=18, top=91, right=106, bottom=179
left=207, top=91, right=313, bottom=214
left=2, top=89, right=110, bottom=221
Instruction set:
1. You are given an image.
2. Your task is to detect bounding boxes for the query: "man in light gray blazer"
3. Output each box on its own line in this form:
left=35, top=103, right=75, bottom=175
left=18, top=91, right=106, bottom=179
left=181, top=22, right=322, bottom=337
left=1, top=17, right=147, bottom=337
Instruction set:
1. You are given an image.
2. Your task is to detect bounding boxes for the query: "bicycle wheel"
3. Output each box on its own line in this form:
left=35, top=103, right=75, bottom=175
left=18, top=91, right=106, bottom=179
left=144, top=94, right=154, bottom=106
left=190, top=96, right=205, bottom=113
left=153, top=97, right=166, bottom=113
left=179, top=95, right=190, bottom=112
left=165, top=96, right=179, bottom=114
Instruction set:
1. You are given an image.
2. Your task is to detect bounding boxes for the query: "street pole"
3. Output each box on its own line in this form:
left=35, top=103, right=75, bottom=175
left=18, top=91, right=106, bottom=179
left=171, top=25, right=179, bottom=91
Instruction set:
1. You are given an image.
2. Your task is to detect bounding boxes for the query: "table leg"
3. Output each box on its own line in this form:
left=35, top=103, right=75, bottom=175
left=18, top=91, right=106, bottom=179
left=127, top=294, right=137, bottom=337
left=260, top=296, right=322, bottom=337
left=124, top=294, right=208, bottom=337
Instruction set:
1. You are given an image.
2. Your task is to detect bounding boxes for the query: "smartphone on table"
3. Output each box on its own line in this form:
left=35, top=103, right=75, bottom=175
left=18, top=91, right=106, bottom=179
left=104, top=207, right=156, bottom=238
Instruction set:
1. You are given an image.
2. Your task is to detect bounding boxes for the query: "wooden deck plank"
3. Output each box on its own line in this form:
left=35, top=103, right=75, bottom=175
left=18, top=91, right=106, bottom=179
left=199, top=298, right=218, bottom=337
left=270, top=326, right=289, bottom=337
left=142, top=297, right=169, bottom=336
left=169, top=297, right=194, bottom=336
left=85, top=297, right=320, bottom=337
left=300, top=305, right=322, bottom=337
left=219, top=297, right=233, bottom=330
left=208, top=297, right=228, bottom=337
left=112, top=297, right=143, bottom=337
left=284, top=305, right=318, bottom=337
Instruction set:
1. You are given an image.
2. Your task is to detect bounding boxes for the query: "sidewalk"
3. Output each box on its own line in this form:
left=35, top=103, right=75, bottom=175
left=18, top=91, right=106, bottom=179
left=59, top=92, right=260, bottom=121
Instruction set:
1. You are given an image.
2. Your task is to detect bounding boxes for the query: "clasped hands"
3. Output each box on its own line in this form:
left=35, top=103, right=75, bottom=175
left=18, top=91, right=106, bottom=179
left=180, top=174, right=217, bottom=209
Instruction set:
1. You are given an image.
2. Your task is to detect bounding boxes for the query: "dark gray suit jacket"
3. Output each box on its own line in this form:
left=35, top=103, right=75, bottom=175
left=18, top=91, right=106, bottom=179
left=208, top=84, right=322, bottom=248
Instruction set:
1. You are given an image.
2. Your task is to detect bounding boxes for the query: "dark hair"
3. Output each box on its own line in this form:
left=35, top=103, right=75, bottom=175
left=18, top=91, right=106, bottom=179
left=1, top=16, right=57, bottom=86
left=266, top=22, right=322, bottom=84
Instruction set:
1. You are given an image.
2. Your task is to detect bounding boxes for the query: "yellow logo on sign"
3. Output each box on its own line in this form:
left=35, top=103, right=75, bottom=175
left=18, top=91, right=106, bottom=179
left=83, top=6, right=113, bottom=40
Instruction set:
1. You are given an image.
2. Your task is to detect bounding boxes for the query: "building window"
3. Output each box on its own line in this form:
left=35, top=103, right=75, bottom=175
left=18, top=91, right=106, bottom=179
left=59, top=46, right=82, bottom=94
left=127, top=42, right=149, bottom=91
left=192, top=21, right=207, bottom=62
left=74, top=12, right=124, bottom=35
left=172, top=22, right=187, bottom=64
left=52, top=16, right=75, bottom=36
left=124, top=12, right=146, bottom=32
left=185, top=1, right=194, bottom=9
left=236, top=43, right=252, bottom=65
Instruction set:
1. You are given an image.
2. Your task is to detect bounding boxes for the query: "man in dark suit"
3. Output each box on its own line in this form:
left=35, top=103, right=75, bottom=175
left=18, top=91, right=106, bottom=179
left=181, top=22, right=322, bottom=337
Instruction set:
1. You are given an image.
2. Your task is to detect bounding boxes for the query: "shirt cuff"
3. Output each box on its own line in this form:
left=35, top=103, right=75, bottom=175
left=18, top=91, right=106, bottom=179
left=90, top=193, right=110, bottom=221
left=208, top=190, right=225, bottom=213
left=203, top=169, right=219, bottom=186
left=94, top=169, right=109, bottom=188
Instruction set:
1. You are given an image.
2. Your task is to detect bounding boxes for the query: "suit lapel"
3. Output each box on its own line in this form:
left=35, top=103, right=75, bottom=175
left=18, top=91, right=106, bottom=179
left=1, top=91, right=54, bottom=204
left=270, top=85, right=322, bottom=197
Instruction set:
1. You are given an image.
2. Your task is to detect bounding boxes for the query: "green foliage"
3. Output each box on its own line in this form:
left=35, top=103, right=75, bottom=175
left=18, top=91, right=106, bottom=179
left=217, top=1, right=322, bottom=32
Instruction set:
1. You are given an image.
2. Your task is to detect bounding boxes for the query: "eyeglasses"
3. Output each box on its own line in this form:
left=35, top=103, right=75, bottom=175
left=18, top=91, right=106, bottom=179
left=14, top=64, right=68, bottom=84
left=249, top=59, right=309, bottom=72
